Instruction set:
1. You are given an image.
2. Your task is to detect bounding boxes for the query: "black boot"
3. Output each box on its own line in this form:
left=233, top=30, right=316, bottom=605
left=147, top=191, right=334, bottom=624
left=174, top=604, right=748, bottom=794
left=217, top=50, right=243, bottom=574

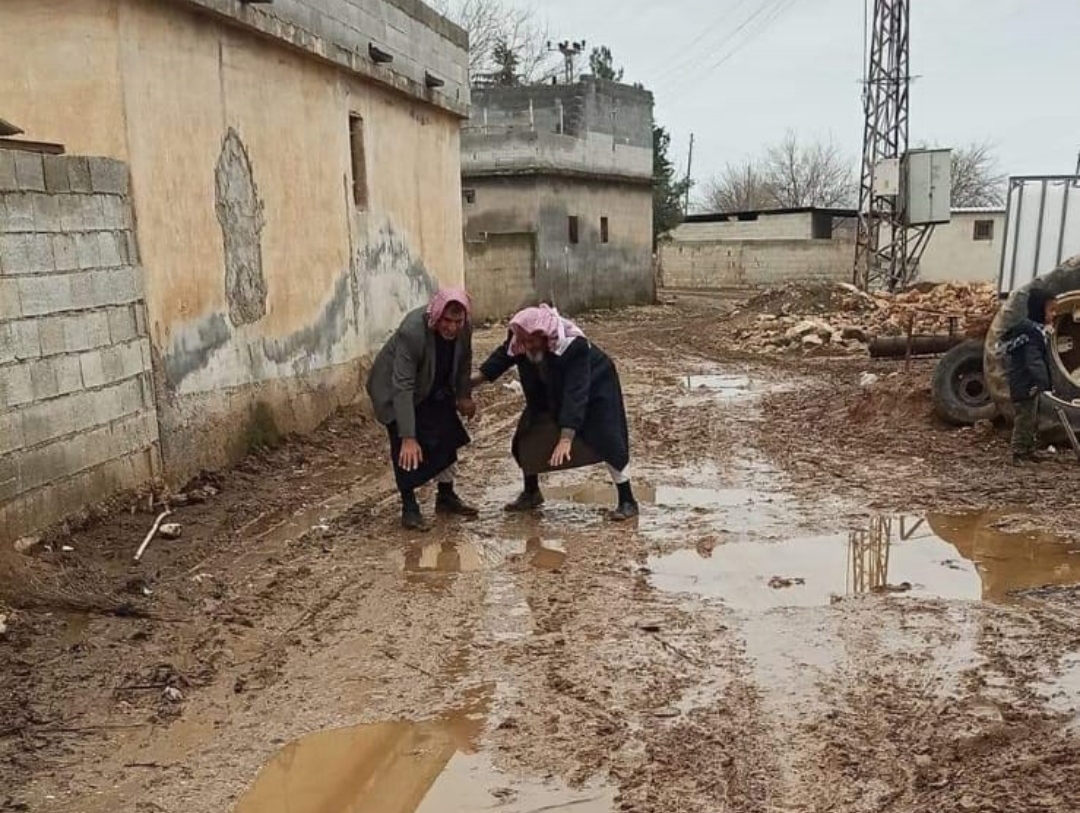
left=435, top=482, right=479, bottom=517
left=611, top=481, right=639, bottom=522
left=401, top=491, right=430, bottom=531
left=505, top=474, right=544, bottom=513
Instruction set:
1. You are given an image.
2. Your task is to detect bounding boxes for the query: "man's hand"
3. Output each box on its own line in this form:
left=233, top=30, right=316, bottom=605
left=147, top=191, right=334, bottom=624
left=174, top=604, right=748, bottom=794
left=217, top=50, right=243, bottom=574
left=470, top=373, right=487, bottom=388
left=399, top=438, right=423, bottom=471
left=549, top=438, right=573, bottom=467
left=456, top=397, right=477, bottom=419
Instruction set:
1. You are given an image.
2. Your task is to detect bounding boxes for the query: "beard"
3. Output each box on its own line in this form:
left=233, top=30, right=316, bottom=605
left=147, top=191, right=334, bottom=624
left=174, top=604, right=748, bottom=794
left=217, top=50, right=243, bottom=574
left=526, top=350, right=544, bottom=364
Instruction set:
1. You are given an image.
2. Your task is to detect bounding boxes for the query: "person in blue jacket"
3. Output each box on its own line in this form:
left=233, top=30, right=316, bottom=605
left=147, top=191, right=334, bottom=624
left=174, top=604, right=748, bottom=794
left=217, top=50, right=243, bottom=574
left=997, top=288, right=1056, bottom=463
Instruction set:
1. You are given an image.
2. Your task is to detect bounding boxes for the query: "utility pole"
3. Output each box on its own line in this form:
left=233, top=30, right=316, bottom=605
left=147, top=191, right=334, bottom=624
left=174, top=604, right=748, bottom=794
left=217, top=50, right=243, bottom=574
left=547, top=40, right=586, bottom=84
left=684, top=133, right=695, bottom=213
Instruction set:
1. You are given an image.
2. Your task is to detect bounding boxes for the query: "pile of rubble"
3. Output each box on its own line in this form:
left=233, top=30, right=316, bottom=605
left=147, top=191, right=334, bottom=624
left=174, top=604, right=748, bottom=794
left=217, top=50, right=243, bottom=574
left=731, top=281, right=998, bottom=354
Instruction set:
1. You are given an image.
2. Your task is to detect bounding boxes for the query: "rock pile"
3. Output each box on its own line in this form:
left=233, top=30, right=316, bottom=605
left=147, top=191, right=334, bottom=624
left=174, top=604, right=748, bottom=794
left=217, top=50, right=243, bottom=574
left=730, top=282, right=998, bottom=355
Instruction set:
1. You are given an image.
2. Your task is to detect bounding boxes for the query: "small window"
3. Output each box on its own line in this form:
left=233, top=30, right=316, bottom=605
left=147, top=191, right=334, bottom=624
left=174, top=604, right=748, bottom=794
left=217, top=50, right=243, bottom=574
left=463, top=188, right=476, bottom=205
left=600, top=216, right=609, bottom=244
left=568, top=215, right=579, bottom=244
left=349, top=114, right=368, bottom=210
left=973, top=219, right=994, bottom=241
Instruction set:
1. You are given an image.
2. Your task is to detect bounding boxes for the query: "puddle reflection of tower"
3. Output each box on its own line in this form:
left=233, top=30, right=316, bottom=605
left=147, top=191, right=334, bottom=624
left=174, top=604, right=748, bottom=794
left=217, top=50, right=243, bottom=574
left=848, top=516, right=893, bottom=594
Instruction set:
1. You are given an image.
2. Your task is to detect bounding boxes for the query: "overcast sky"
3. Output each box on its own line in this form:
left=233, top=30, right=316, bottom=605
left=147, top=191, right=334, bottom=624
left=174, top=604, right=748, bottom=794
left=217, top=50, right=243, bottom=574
left=518, top=0, right=1079, bottom=207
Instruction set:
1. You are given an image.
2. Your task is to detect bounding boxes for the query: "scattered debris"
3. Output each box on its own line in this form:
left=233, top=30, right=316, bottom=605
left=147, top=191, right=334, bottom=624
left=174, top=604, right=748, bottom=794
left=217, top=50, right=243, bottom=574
left=859, top=372, right=880, bottom=388
left=162, top=686, right=184, bottom=703
left=768, top=576, right=806, bottom=589
left=13, top=536, right=41, bottom=555
left=61, top=545, right=75, bottom=553
left=134, top=510, right=173, bottom=563
left=871, top=582, right=914, bottom=594
left=157, top=524, right=183, bottom=541
left=0, top=614, right=8, bottom=636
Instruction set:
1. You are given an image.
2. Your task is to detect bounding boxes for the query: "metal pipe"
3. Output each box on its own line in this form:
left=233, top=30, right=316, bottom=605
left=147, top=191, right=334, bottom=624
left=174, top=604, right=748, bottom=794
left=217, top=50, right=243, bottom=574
left=869, top=334, right=964, bottom=359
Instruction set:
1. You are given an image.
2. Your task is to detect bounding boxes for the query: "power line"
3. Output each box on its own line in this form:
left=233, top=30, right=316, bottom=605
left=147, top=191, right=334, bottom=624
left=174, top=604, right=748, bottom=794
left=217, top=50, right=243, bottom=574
left=644, top=0, right=754, bottom=82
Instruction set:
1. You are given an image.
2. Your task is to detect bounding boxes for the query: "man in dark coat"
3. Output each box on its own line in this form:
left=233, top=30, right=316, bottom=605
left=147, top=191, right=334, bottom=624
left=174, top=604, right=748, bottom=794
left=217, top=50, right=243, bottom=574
left=367, top=289, right=478, bottom=529
left=474, top=304, right=638, bottom=520
left=995, top=287, right=1056, bottom=463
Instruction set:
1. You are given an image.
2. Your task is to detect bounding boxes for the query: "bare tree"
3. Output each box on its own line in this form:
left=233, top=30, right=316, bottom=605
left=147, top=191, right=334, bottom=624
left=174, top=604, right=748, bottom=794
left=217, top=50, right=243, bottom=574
left=761, top=131, right=857, bottom=208
left=698, top=132, right=857, bottom=213
left=700, top=162, right=770, bottom=212
left=433, top=0, right=559, bottom=83
left=949, top=141, right=1006, bottom=207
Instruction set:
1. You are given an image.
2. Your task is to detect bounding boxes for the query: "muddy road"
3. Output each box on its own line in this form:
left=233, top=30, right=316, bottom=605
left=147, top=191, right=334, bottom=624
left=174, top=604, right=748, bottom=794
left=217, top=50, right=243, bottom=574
left=4, top=303, right=1080, bottom=813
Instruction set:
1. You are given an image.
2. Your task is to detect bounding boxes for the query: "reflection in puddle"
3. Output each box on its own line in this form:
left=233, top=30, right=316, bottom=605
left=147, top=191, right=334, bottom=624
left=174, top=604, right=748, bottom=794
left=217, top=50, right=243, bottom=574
left=649, top=513, right=1080, bottom=609
left=683, top=374, right=752, bottom=397
left=399, top=537, right=566, bottom=574
left=234, top=686, right=612, bottom=813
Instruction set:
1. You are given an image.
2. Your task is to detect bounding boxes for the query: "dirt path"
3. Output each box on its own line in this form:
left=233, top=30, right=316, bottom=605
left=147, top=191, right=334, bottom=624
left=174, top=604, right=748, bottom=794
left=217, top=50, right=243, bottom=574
left=4, top=305, right=1080, bottom=813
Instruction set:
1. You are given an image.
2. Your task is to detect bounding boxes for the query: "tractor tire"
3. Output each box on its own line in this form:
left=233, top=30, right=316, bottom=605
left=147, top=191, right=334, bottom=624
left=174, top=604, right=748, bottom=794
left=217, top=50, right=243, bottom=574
left=932, top=339, right=998, bottom=425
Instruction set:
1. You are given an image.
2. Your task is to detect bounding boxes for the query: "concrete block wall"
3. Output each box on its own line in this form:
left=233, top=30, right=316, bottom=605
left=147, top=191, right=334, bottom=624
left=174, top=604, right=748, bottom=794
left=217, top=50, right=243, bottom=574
left=659, top=239, right=854, bottom=290
left=0, top=149, right=159, bottom=542
left=671, top=213, right=814, bottom=242
left=465, top=232, right=537, bottom=321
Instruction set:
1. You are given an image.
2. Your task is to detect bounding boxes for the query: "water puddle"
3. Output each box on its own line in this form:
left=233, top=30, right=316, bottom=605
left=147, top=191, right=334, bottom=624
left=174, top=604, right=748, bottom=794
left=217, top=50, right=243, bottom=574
left=397, top=537, right=566, bottom=575
left=648, top=513, right=1080, bottom=609
left=234, top=688, right=612, bottom=813
left=682, top=374, right=752, bottom=398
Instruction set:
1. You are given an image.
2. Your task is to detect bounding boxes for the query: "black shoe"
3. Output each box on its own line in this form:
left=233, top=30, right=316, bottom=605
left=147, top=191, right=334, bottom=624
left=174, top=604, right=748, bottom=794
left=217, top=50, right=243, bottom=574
left=435, top=490, right=479, bottom=518
left=610, top=500, right=639, bottom=522
left=504, top=491, right=544, bottom=513
left=402, top=503, right=431, bottom=531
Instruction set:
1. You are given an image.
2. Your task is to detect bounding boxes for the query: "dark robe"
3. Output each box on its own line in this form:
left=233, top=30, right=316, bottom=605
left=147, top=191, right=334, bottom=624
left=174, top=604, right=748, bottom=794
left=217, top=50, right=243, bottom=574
left=480, top=333, right=630, bottom=474
left=387, top=335, right=470, bottom=492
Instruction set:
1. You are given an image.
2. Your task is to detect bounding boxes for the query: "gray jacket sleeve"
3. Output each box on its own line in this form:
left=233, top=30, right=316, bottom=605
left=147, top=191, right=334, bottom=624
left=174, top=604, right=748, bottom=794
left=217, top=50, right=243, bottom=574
left=391, top=332, right=419, bottom=438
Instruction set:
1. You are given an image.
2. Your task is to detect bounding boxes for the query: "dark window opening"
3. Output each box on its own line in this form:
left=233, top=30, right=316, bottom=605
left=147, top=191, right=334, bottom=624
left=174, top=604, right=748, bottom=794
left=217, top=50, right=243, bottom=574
left=463, top=188, right=476, bottom=205
left=349, top=114, right=368, bottom=210
left=568, top=215, right=579, bottom=244
left=973, top=219, right=994, bottom=241
left=600, top=216, right=609, bottom=243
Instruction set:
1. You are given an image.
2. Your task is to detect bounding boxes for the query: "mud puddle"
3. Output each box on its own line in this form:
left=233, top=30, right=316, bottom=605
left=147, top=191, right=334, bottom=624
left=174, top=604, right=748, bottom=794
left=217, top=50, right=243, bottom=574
left=648, top=512, right=1080, bottom=609
left=683, top=373, right=752, bottom=397
left=394, top=536, right=566, bottom=574
left=234, top=686, right=613, bottom=813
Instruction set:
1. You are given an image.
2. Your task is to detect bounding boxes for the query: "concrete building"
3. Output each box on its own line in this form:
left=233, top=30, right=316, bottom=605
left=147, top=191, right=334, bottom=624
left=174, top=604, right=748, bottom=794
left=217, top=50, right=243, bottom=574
left=1, top=0, right=468, bottom=478
left=659, top=207, right=858, bottom=291
left=0, top=0, right=468, bottom=539
left=917, top=207, right=1006, bottom=284
left=460, top=78, right=655, bottom=319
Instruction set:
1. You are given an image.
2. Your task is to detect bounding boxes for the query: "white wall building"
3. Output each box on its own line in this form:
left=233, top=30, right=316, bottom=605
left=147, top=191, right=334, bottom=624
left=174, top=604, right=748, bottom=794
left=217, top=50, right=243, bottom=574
left=918, top=208, right=1006, bottom=284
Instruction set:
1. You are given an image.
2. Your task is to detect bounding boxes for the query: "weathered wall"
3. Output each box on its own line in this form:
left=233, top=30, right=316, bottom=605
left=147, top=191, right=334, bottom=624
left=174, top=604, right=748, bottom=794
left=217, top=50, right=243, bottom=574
left=671, top=213, right=815, bottom=242
left=918, top=210, right=1004, bottom=284
left=465, top=233, right=537, bottom=321
left=0, top=150, right=159, bottom=542
left=659, top=239, right=853, bottom=290
left=0, top=0, right=467, bottom=483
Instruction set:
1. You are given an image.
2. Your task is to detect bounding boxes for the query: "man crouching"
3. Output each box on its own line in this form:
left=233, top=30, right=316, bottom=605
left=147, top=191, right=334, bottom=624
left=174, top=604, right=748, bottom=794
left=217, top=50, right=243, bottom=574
left=367, top=289, right=478, bottom=530
left=474, top=304, right=638, bottom=521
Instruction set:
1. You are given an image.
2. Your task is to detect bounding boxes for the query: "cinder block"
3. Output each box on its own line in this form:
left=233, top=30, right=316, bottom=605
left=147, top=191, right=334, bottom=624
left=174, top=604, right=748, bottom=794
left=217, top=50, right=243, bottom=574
left=100, top=345, right=124, bottom=384
left=42, top=155, right=71, bottom=194
left=9, top=319, right=41, bottom=360
left=61, top=314, right=91, bottom=353
left=58, top=195, right=86, bottom=231
left=0, top=361, right=33, bottom=407
left=0, top=151, right=17, bottom=192
left=0, top=455, right=19, bottom=502
left=126, top=232, right=140, bottom=265
left=79, top=349, right=106, bottom=389
left=0, top=408, right=25, bottom=455
left=52, top=233, right=78, bottom=271
left=86, top=385, right=121, bottom=429
left=70, top=270, right=95, bottom=308
left=75, top=232, right=101, bottom=269
left=38, top=316, right=66, bottom=356
left=0, top=234, right=31, bottom=274
left=82, top=196, right=106, bottom=231
left=120, top=340, right=145, bottom=379
left=87, top=311, right=111, bottom=348
left=88, top=157, right=129, bottom=196
left=133, top=302, right=147, bottom=336
left=108, top=266, right=138, bottom=302
left=0, top=278, right=20, bottom=319
left=0, top=322, right=12, bottom=364
left=98, top=231, right=122, bottom=267
left=116, top=377, right=143, bottom=416
left=29, top=356, right=60, bottom=400
left=25, top=233, right=54, bottom=273
left=100, top=195, right=126, bottom=230
left=21, top=394, right=77, bottom=447
left=31, top=193, right=61, bottom=232
left=108, top=304, right=137, bottom=344
left=67, top=158, right=93, bottom=194
left=18, top=275, right=73, bottom=317
left=54, top=354, right=83, bottom=395
left=138, top=337, right=152, bottom=372
left=1, top=193, right=34, bottom=232
left=14, top=152, right=45, bottom=192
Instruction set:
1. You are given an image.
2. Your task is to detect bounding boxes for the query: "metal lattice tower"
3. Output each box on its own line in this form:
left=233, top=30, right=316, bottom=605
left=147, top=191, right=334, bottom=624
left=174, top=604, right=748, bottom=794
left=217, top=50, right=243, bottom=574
left=854, top=0, right=931, bottom=290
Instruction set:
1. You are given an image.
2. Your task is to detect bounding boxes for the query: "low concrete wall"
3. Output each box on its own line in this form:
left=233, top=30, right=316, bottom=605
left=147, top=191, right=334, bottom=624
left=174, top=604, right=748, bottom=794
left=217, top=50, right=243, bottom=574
left=0, top=149, right=159, bottom=542
left=659, top=238, right=854, bottom=290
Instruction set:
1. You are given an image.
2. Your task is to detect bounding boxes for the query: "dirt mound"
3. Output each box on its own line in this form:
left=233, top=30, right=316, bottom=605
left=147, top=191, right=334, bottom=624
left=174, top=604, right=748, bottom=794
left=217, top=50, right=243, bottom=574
left=730, top=281, right=999, bottom=356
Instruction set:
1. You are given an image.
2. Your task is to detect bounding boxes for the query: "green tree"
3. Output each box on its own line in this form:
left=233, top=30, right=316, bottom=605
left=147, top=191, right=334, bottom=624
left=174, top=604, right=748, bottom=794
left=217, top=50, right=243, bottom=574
left=653, top=125, right=690, bottom=247
left=489, top=39, right=520, bottom=86
left=589, top=45, right=624, bottom=82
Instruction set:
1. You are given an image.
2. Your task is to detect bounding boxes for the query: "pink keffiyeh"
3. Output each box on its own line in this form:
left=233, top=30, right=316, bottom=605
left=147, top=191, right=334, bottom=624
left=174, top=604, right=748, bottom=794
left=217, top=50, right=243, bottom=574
left=508, top=304, right=585, bottom=357
left=426, top=288, right=472, bottom=328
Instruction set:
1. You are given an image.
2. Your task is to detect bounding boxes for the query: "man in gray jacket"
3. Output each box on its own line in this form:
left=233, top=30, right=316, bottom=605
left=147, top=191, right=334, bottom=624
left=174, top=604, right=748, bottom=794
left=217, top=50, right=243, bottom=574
left=366, top=288, right=478, bottom=530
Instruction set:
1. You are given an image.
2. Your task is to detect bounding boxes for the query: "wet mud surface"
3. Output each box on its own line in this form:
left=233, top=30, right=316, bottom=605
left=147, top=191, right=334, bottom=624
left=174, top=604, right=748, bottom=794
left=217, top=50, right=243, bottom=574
left=4, top=302, right=1080, bottom=812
